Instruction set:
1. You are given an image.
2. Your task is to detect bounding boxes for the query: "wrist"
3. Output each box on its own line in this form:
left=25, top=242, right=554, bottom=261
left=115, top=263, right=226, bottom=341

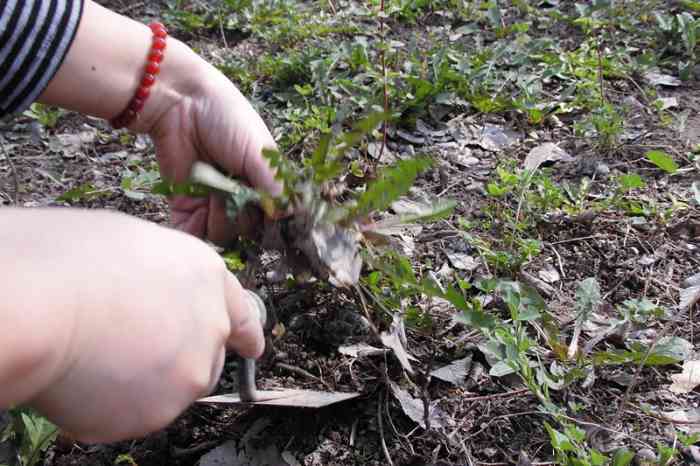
left=128, top=38, right=207, bottom=134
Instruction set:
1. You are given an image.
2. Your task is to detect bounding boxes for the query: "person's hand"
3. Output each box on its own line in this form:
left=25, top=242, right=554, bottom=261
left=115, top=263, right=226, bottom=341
left=7, top=209, right=263, bottom=443
left=38, top=2, right=281, bottom=244
left=143, top=46, right=282, bottom=244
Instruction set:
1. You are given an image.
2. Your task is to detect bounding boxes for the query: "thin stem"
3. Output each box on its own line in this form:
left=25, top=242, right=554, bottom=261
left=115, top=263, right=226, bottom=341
left=378, top=0, right=389, bottom=160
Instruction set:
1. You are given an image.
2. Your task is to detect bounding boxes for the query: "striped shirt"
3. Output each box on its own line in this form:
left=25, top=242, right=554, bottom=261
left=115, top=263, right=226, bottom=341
left=0, top=0, right=84, bottom=118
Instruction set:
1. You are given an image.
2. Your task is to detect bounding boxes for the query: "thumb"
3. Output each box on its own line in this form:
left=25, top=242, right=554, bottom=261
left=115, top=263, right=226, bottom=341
left=223, top=273, right=265, bottom=358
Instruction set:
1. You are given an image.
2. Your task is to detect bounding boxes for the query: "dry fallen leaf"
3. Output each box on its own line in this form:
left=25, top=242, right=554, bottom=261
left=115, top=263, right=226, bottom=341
left=663, top=408, right=700, bottom=435
left=680, top=272, right=700, bottom=311
left=338, top=343, right=386, bottom=358
left=380, top=314, right=416, bottom=374
left=446, top=252, right=479, bottom=271
left=430, top=355, right=473, bottom=386
left=389, top=382, right=447, bottom=429
left=644, top=71, right=682, bottom=87
left=523, top=142, right=574, bottom=171
left=669, top=360, right=700, bottom=394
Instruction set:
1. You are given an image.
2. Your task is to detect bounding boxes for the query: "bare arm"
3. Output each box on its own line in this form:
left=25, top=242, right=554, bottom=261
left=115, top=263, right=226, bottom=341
left=38, top=0, right=203, bottom=134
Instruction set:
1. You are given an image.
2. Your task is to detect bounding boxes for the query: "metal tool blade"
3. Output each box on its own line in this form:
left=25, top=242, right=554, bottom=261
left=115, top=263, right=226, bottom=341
left=198, top=390, right=361, bottom=408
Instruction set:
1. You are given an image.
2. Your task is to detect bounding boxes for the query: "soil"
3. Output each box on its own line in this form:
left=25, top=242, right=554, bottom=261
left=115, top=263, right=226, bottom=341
left=1, top=1, right=699, bottom=465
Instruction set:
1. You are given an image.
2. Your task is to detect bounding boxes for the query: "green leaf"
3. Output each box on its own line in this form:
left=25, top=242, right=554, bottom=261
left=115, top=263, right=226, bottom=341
left=612, top=448, right=635, bottom=466
left=377, top=200, right=457, bottom=228
left=594, top=336, right=692, bottom=366
left=419, top=279, right=496, bottom=331
left=618, top=173, right=645, bottom=192
left=115, top=454, right=138, bottom=465
left=14, top=409, right=58, bottom=466
left=489, top=360, right=516, bottom=377
left=337, top=112, right=389, bottom=158
left=682, top=0, right=700, bottom=11
left=590, top=449, right=608, bottom=465
left=575, top=278, right=601, bottom=324
left=645, top=150, right=679, bottom=174
left=262, top=148, right=299, bottom=199
left=657, top=442, right=677, bottom=466
left=151, top=180, right=209, bottom=197
left=222, top=251, right=246, bottom=272
left=652, top=336, right=693, bottom=363
left=350, top=157, right=433, bottom=220
left=56, top=184, right=103, bottom=202
left=545, top=423, right=575, bottom=452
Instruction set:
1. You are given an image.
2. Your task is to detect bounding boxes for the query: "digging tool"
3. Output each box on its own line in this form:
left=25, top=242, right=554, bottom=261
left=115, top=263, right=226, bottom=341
left=197, top=290, right=361, bottom=408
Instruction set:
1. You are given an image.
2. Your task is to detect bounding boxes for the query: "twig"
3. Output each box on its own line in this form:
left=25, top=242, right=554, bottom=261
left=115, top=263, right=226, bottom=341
left=596, top=36, right=606, bottom=103
left=171, top=440, right=218, bottom=458
left=326, top=0, right=336, bottom=14
left=354, top=283, right=381, bottom=337
left=546, top=235, right=603, bottom=246
left=0, top=136, right=18, bottom=204
left=420, top=350, right=435, bottom=431
left=461, top=388, right=531, bottom=403
left=275, top=362, right=333, bottom=391
left=625, top=408, right=700, bottom=426
left=547, top=245, right=565, bottom=280
left=218, top=5, right=229, bottom=49
left=378, top=391, right=395, bottom=466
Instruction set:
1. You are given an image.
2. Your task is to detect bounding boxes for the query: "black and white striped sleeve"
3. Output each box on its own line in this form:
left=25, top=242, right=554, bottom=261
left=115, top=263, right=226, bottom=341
left=0, top=0, right=84, bottom=118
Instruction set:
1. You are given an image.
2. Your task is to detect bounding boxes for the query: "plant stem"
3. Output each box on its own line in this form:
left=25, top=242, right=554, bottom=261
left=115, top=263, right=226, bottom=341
left=378, top=0, right=389, bottom=160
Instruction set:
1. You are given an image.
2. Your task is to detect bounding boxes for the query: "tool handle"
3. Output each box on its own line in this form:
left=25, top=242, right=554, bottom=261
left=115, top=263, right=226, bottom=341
left=238, top=290, right=267, bottom=403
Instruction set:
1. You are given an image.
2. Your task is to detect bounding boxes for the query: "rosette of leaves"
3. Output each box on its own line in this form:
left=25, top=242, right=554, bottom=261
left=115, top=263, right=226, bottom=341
left=189, top=113, right=455, bottom=288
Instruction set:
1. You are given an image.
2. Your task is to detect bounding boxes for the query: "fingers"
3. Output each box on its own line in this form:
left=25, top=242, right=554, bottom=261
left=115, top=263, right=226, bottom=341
left=222, top=272, right=265, bottom=359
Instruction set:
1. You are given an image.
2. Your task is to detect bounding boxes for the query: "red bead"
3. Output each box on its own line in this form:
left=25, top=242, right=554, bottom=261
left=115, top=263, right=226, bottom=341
left=129, top=98, right=145, bottom=112
left=111, top=21, right=168, bottom=130
left=152, top=37, right=167, bottom=50
left=136, top=86, right=150, bottom=100
left=141, top=73, right=156, bottom=87
left=150, top=22, right=167, bottom=38
left=148, top=50, right=164, bottom=63
left=145, top=61, right=160, bottom=75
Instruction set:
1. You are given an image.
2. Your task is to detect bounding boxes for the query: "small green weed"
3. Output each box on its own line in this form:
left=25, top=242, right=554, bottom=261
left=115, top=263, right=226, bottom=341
left=0, top=408, right=58, bottom=466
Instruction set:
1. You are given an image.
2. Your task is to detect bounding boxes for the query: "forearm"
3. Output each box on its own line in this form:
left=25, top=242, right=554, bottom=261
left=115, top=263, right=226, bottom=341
left=38, top=0, right=208, bottom=133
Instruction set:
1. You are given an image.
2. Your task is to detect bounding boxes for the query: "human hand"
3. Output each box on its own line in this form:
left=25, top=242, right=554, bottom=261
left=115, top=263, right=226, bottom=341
left=38, top=3, right=280, bottom=244
left=9, top=209, right=263, bottom=443
left=143, top=43, right=282, bottom=244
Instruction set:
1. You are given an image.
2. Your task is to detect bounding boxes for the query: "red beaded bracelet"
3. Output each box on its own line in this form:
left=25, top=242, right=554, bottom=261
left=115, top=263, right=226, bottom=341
left=110, top=22, right=168, bottom=129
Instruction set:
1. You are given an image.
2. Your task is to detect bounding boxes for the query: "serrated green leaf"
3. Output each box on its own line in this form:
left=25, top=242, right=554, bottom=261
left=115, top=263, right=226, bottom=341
left=262, top=148, right=299, bottom=199
left=645, top=150, right=679, bottom=174
left=336, top=112, right=389, bottom=161
left=350, top=157, right=433, bottom=220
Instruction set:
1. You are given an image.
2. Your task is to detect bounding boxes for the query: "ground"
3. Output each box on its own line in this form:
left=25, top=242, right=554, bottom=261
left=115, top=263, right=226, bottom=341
left=1, top=1, right=699, bottom=465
